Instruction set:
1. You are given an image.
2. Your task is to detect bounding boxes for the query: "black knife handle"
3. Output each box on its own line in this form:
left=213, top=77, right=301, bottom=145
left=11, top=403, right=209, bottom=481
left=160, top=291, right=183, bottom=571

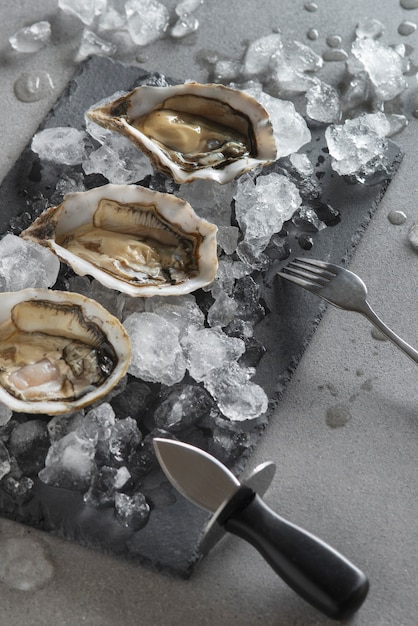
left=222, top=490, right=369, bottom=620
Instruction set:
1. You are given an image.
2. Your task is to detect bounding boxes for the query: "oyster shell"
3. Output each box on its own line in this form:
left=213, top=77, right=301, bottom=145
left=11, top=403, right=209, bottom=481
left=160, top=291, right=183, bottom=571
left=22, top=184, right=218, bottom=297
left=0, top=288, right=131, bottom=415
left=87, top=82, right=277, bottom=184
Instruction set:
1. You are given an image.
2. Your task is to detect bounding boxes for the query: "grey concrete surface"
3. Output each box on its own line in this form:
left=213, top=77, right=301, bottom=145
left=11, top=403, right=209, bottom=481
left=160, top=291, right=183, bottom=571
left=1, top=1, right=418, bottom=624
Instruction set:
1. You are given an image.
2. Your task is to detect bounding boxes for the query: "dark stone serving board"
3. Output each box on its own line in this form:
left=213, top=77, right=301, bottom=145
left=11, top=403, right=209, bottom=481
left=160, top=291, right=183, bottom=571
left=0, top=56, right=402, bottom=577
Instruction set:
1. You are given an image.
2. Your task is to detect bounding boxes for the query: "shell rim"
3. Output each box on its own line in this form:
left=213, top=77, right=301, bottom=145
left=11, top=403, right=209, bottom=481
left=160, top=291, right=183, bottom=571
left=0, top=288, right=132, bottom=415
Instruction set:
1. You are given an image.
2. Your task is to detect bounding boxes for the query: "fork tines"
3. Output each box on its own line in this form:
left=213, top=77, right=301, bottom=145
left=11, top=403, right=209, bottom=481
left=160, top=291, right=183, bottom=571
left=277, top=257, right=335, bottom=290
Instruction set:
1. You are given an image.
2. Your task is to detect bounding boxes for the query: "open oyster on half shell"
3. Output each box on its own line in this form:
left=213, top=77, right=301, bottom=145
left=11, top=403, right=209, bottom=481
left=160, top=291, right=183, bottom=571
left=22, top=184, right=218, bottom=297
left=87, top=82, right=277, bottom=184
left=0, top=288, right=131, bottom=415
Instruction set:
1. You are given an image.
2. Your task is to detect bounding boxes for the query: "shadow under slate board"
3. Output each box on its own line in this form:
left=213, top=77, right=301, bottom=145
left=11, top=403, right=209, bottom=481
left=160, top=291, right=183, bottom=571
left=0, top=56, right=402, bottom=577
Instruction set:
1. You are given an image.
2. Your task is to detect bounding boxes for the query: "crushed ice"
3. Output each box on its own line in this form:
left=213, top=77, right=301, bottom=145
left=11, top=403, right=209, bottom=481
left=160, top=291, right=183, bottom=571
left=9, top=21, right=51, bottom=53
left=2, top=4, right=414, bottom=539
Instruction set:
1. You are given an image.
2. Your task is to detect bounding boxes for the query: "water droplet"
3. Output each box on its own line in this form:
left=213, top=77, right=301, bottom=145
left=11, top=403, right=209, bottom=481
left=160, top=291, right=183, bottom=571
left=0, top=535, right=54, bottom=591
left=326, top=35, right=342, bottom=48
left=325, top=404, right=351, bottom=428
left=322, top=48, right=348, bottom=62
left=304, top=2, right=318, bottom=12
left=307, top=27, right=319, bottom=41
left=400, top=0, right=418, bottom=9
left=14, top=70, right=54, bottom=103
left=398, top=20, right=417, bottom=35
left=356, top=17, right=385, bottom=39
left=388, top=210, right=407, bottom=225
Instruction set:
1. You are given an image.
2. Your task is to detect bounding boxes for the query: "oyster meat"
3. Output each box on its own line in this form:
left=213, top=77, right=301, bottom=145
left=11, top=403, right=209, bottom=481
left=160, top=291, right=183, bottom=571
left=0, top=289, right=131, bottom=415
left=22, top=184, right=218, bottom=297
left=87, top=82, right=277, bottom=184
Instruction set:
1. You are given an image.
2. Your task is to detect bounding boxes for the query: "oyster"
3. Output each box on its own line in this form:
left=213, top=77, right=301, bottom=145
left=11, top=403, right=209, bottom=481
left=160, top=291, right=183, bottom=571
left=0, top=289, right=131, bottom=415
left=22, top=184, right=218, bottom=297
left=87, top=82, right=277, bottom=184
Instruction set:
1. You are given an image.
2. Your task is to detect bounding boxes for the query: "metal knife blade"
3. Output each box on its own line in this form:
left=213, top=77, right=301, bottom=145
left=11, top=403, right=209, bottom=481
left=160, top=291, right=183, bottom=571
left=153, top=437, right=369, bottom=621
left=153, top=437, right=240, bottom=513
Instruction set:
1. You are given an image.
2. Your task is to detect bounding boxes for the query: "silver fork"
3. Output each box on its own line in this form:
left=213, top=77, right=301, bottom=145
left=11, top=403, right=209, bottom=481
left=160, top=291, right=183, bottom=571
left=278, top=257, right=418, bottom=365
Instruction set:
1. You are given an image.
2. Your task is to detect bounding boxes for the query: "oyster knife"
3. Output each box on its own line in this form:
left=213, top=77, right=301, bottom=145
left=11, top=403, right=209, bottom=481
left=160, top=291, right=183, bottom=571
left=153, top=438, right=369, bottom=620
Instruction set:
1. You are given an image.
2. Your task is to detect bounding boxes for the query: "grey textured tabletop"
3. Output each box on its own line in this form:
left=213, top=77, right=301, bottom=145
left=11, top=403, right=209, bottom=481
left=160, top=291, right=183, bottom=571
left=1, top=1, right=418, bottom=624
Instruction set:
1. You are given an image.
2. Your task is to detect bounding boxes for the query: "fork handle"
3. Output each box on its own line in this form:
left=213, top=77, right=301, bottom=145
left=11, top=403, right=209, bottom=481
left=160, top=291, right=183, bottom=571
left=362, top=302, right=418, bottom=365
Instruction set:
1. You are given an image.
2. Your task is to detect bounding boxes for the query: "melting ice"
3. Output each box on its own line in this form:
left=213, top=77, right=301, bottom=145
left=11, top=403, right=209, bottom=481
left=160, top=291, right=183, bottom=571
left=9, top=21, right=51, bottom=53
left=2, top=7, right=412, bottom=539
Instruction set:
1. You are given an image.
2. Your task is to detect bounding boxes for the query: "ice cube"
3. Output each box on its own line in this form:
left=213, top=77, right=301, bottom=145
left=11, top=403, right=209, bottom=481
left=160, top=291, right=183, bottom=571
left=58, top=0, right=108, bottom=25
left=355, top=17, right=385, bottom=39
left=0, top=234, right=60, bottom=291
left=9, top=21, right=51, bottom=53
left=234, top=172, right=302, bottom=257
left=79, top=403, right=116, bottom=443
left=123, top=312, right=187, bottom=385
left=1, top=475, right=34, bottom=505
left=182, top=326, right=245, bottom=382
left=75, top=29, right=117, bottom=62
left=217, top=225, right=239, bottom=255
left=83, top=465, right=131, bottom=507
left=97, top=7, right=127, bottom=31
left=114, top=491, right=150, bottom=530
left=104, top=417, right=142, bottom=465
left=47, top=412, right=85, bottom=442
left=293, top=206, right=326, bottom=232
left=152, top=384, right=214, bottom=431
left=243, top=33, right=283, bottom=77
left=306, top=79, right=341, bottom=123
left=150, top=298, right=205, bottom=337
left=325, top=112, right=390, bottom=179
left=213, top=59, right=242, bottom=83
left=82, top=132, right=153, bottom=183
left=170, top=14, right=199, bottom=38
left=351, top=38, right=407, bottom=101
left=210, top=258, right=250, bottom=296
left=289, top=153, right=314, bottom=177
left=203, top=362, right=268, bottom=421
left=175, top=178, right=218, bottom=211
left=9, top=420, right=50, bottom=476
left=121, top=294, right=146, bottom=321
left=209, top=421, right=260, bottom=465
left=175, top=0, right=203, bottom=15
left=127, top=431, right=160, bottom=477
left=270, top=39, right=323, bottom=93
left=31, top=127, right=88, bottom=166
left=90, top=279, right=125, bottom=319
left=385, top=113, right=408, bottom=137
left=232, top=275, right=265, bottom=324
left=39, top=431, right=96, bottom=491
left=51, top=172, right=85, bottom=204
left=85, top=106, right=115, bottom=143
left=207, top=290, right=238, bottom=328
left=244, top=87, right=311, bottom=158
left=110, top=380, right=152, bottom=420
left=407, top=223, right=418, bottom=251
left=125, top=0, right=169, bottom=45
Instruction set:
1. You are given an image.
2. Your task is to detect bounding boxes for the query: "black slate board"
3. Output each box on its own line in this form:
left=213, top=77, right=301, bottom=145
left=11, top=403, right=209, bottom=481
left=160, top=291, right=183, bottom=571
left=0, top=56, right=402, bottom=577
